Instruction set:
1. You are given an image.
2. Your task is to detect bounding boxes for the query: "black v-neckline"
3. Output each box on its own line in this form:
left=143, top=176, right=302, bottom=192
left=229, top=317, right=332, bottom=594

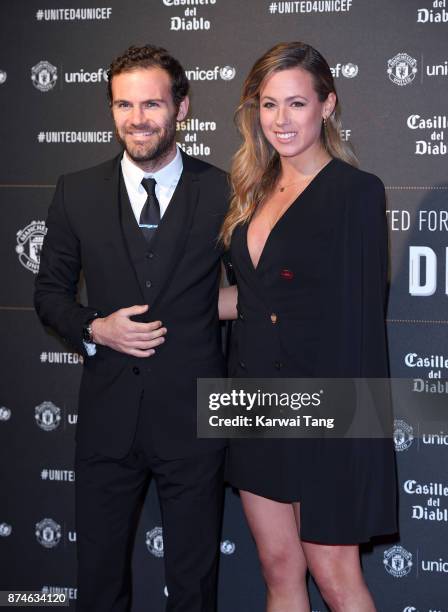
left=246, top=158, right=335, bottom=271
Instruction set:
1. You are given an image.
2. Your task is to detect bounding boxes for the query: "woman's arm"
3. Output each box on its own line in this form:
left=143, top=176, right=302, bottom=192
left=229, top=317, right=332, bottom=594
left=219, top=285, right=238, bottom=320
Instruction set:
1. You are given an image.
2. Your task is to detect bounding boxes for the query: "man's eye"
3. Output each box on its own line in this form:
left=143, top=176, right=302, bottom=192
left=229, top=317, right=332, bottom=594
left=145, top=102, right=159, bottom=108
left=118, top=102, right=130, bottom=108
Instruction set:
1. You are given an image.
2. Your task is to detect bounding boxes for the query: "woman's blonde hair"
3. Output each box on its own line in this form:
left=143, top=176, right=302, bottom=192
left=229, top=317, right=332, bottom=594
left=220, top=42, right=358, bottom=247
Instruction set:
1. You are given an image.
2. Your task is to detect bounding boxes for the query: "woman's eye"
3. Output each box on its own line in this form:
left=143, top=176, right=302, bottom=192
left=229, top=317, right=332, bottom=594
left=292, top=101, right=305, bottom=108
left=262, top=102, right=275, bottom=108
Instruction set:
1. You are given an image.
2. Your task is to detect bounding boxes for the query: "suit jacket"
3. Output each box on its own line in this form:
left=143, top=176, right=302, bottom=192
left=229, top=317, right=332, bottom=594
left=35, top=151, right=229, bottom=459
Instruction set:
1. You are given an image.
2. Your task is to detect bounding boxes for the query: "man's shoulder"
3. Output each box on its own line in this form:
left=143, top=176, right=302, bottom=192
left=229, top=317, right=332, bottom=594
left=60, top=155, right=120, bottom=187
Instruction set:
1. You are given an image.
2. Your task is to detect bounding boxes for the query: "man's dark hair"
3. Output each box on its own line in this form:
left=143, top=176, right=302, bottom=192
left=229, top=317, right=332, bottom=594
left=107, top=44, right=189, bottom=108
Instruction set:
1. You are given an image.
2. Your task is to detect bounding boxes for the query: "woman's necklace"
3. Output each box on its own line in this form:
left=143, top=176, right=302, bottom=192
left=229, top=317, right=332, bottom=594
left=278, top=158, right=332, bottom=192
left=263, top=158, right=332, bottom=230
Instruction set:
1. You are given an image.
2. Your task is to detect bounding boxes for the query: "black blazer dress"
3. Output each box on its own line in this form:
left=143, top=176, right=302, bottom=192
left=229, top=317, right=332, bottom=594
left=226, top=158, right=398, bottom=544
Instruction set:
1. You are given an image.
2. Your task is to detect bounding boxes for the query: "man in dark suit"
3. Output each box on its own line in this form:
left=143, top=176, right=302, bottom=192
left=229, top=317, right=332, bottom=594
left=34, top=45, right=228, bottom=612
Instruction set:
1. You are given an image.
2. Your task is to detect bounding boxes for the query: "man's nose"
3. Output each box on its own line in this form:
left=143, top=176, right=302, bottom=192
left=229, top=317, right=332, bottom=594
left=130, top=106, right=146, bottom=126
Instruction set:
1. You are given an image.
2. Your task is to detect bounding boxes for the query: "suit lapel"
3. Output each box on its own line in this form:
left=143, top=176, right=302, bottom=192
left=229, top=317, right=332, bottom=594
left=96, top=154, right=146, bottom=305
left=95, top=154, right=123, bottom=244
left=116, top=150, right=201, bottom=313
left=147, top=152, right=200, bottom=311
left=118, top=171, right=149, bottom=303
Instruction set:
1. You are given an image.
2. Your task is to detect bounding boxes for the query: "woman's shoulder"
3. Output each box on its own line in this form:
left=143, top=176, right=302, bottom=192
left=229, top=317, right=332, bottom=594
left=329, top=158, right=385, bottom=194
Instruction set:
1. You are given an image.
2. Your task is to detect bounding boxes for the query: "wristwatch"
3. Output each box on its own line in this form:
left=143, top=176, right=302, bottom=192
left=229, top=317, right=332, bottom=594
left=82, top=313, right=100, bottom=343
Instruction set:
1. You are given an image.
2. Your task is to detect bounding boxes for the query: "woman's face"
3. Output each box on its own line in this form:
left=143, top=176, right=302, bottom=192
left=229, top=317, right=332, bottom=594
left=259, top=67, right=335, bottom=161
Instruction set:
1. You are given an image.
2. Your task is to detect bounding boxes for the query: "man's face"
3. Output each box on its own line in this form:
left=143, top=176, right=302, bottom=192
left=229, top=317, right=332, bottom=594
left=111, top=67, right=188, bottom=169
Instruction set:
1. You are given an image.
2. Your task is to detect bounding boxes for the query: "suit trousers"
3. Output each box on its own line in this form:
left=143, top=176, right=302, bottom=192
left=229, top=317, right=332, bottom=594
left=74, top=400, right=225, bottom=612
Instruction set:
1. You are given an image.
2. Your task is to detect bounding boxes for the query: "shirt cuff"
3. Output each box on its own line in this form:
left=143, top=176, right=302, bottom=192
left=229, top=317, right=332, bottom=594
left=83, top=341, right=97, bottom=357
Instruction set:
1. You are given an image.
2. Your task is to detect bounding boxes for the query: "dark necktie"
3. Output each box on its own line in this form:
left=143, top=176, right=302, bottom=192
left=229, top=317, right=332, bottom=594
left=139, top=177, right=160, bottom=243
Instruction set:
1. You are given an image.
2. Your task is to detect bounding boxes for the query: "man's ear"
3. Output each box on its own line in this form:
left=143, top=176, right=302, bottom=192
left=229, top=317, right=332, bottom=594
left=177, top=96, right=189, bottom=121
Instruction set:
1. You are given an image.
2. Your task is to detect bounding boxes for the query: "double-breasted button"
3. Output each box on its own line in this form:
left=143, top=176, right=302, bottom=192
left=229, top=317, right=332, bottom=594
left=280, top=269, right=294, bottom=280
left=145, top=280, right=152, bottom=288
left=132, top=366, right=140, bottom=375
left=270, top=313, right=278, bottom=324
left=274, top=361, right=283, bottom=370
left=238, top=312, right=244, bottom=321
left=146, top=251, right=154, bottom=260
left=239, top=361, right=246, bottom=369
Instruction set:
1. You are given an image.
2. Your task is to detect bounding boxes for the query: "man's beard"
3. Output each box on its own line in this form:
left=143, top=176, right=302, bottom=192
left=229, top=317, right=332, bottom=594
left=116, top=117, right=177, bottom=166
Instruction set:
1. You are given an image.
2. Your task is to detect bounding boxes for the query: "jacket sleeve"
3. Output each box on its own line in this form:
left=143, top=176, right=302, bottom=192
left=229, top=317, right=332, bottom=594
left=34, top=175, right=99, bottom=355
left=359, top=174, right=389, bottom=377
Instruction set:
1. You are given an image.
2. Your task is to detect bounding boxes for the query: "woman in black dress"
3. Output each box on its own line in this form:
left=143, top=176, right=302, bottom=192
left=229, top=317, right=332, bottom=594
left=219, top=42, right=397, bottom=611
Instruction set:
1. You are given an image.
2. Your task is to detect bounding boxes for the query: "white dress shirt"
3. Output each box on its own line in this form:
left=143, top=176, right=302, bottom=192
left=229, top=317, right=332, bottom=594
left=121, top=145, right=183, bottom=222
left=84, top=145, right=183, bottom=356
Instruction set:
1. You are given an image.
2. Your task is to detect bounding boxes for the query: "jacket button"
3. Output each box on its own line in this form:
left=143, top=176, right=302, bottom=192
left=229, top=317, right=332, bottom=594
left=146, top=252, right=154, bottom=259
left=270, top=313, right=278, bottom=324
left=145, top=280, right=152, bottom=288
left=239, top=361, right=246, bottom=369
left=132, top=366, right=140, bottom=375
left=274, top=361, right=283, bottom=370
left=238, top=312, right=244, bottom=321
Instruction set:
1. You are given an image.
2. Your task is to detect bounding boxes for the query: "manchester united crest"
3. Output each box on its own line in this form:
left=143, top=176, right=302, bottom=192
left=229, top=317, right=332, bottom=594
left=31, top=60, right=58, bottom=92
left=35, top=518, right=62, bottom=548
left=146, top=526, right=164, bottom=558
left=387, top=53, right=417, bottom=86
left=383, top=545, right=413, bottom=577
left=393, top=419, right=414, bottom=452
left=16, top=220, right=47, bottom=274
left=34, top=401, right=61, bottom=432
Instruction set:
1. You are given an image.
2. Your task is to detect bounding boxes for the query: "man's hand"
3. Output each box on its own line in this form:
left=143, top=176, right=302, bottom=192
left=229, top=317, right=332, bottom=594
left=91, top=305, right=166, bottom=358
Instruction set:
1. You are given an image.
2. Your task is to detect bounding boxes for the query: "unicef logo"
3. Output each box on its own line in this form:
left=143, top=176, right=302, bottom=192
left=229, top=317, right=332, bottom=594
left=0, top=406, right=11, bottom=421
left=220, top=66, right=236, bottom=81
left=220, top=539, right=236, bottom=555
left=16, top=220, right=47, bottom=274
left=383, top=545, right=413, bottom=578
left=393, top=419, right=414, bottom=451
left=0, top=523, right=12, bottom=537
left=387, top=53, right=417, bottom=86
left=35, top=518, right=62, bottom=548
left=146, top=526, right=164, bottom=558
left=342, top=63, right=358, bottom=78
left=0, top=70, right=6, bottom=84
left=31, top=60, right=58, bottom=92
left=35, top=401, right=62, bottom=432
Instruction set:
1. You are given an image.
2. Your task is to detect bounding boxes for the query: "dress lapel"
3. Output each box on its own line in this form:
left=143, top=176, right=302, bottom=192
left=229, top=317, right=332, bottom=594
left=231, top=223, right=272, bottom=312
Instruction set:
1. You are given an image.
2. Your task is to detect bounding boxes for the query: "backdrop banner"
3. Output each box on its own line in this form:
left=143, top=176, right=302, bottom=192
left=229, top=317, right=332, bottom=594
left=0, top=1, right=447, bottom=610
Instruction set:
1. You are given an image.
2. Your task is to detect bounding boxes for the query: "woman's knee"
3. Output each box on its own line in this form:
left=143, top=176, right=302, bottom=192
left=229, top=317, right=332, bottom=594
left=258, top=541, right=306, bottom=587
left=307, top=552, right=364, bottom=610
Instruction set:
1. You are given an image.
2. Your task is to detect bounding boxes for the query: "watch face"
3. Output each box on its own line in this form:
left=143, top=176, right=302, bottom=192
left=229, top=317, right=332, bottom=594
left=83, top=313, right=99, bottom=343
left=83, top=325, right=92, bottom=343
